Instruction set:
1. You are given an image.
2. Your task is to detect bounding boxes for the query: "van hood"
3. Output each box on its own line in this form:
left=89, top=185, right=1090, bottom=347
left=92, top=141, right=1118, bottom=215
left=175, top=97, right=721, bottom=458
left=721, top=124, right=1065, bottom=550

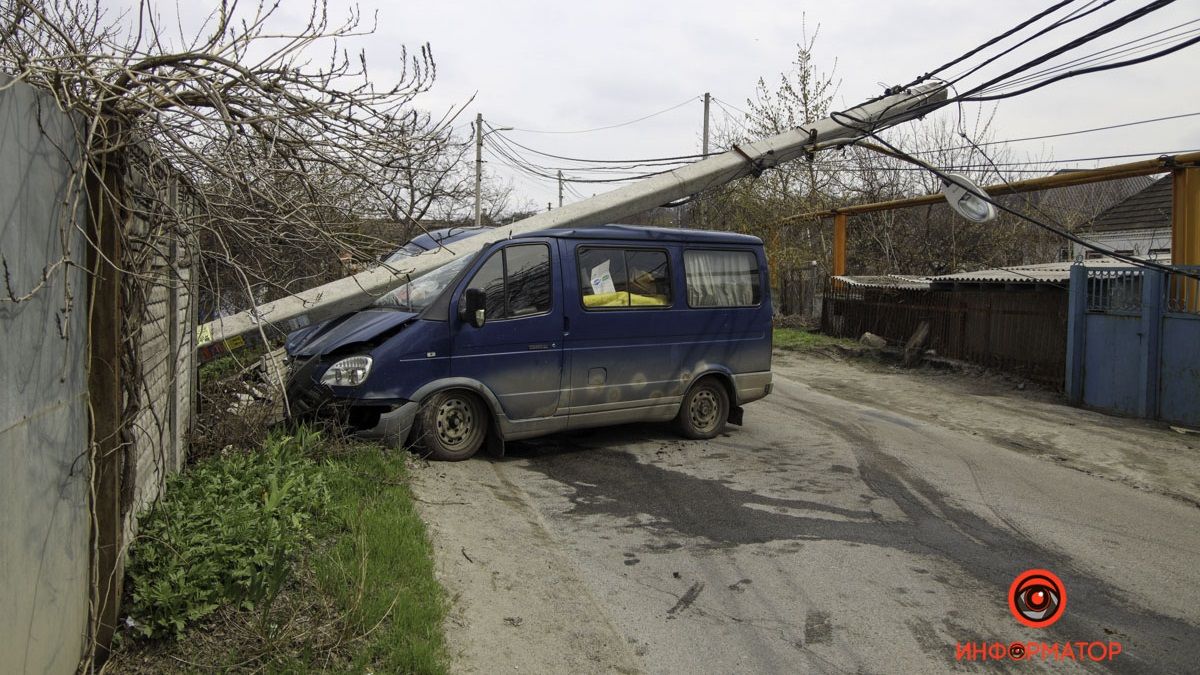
left=285, top=308, right=418, bottom=358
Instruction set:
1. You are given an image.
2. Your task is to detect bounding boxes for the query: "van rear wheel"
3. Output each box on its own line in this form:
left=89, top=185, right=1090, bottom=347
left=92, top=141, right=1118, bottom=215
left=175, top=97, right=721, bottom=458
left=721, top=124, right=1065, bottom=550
left=675, top=377, right=729, bottom=440
left=414, top=390, right=487, bottom=461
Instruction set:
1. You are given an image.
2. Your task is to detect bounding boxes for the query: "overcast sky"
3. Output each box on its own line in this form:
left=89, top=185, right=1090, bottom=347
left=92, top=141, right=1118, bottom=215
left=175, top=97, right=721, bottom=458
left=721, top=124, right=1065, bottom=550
left=118, top=0, right=1200, bottom=211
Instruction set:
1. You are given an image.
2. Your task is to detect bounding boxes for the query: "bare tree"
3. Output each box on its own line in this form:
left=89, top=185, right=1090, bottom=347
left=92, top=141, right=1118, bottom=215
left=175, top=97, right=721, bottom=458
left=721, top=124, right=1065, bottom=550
left=704, top=22, right=842, bottom=273
left=0, top=1, right=470, bottom=664
left=704, top=29, right=1064, bottom=278
left=0, top=0, right=468, bottom=316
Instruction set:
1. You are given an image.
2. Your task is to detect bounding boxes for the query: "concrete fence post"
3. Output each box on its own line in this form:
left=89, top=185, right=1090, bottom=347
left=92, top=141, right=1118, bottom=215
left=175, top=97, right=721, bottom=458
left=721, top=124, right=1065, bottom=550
left=1065, top=264, right=1088, bottom=403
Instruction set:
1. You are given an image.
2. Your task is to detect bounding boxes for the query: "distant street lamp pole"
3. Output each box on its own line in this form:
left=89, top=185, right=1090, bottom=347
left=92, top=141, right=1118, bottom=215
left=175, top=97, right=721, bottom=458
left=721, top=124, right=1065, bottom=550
left=475, top=114, right=513, bottom=226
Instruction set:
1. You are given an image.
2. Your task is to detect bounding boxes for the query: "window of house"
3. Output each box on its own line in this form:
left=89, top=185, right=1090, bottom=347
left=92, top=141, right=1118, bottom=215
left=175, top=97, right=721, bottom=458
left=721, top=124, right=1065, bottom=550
left=577, top=247, right=671, bottom=309
left=465, top=244, right=551, bottom=319
left=683, top=249, right=761, bottom=307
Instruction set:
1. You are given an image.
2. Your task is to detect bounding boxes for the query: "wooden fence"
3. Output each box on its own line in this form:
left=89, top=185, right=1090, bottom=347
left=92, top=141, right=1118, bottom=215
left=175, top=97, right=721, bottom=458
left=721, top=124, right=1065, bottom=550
left=821, top=281, right=1069, bottom=386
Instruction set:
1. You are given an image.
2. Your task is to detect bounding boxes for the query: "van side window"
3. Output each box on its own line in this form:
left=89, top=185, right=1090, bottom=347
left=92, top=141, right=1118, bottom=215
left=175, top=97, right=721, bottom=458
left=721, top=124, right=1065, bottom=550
left=467, top=251, right=506, bottom=318
left=578, top=247, right=671, bottom=309
left=505, top=244, right=553, bottom=317
left=683, top=249, right=760, bottom=307
left=466, top=244, right=552, bottom=319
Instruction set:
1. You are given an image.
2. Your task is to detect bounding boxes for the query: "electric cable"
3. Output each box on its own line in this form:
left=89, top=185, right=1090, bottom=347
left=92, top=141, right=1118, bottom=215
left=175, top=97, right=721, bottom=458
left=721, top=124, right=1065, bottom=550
left=829, top=107, right=1199, bottom=279
left=486, top=124, right=710, bottom=164
left=498, top=96, right=700, bottom=134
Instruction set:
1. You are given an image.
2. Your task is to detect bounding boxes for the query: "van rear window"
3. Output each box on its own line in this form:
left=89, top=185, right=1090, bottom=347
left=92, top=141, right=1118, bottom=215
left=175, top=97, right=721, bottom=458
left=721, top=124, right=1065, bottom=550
left=683, top=250, right=760, bottom=307
left=578, top=247, right=671, bottom=309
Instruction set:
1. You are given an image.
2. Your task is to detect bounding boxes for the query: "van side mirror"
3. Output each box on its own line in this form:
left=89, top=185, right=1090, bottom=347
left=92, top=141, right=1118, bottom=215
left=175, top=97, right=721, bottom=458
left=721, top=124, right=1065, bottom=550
left=460, top=288, right=487, bottom=328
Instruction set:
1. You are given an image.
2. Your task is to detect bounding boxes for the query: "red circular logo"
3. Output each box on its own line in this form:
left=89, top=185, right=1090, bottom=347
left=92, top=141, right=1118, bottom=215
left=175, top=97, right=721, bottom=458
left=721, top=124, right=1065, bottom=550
left=1008, top=569, right=1066, bottom=628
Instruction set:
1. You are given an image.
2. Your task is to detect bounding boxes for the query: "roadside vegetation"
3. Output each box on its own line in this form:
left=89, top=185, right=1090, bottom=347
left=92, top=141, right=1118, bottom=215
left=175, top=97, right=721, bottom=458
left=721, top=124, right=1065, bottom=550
left=773, top=327, right=856, bottom=353
left=107, top=429, right=447, bottom=674
left=197, top=343, right=272, bottom=385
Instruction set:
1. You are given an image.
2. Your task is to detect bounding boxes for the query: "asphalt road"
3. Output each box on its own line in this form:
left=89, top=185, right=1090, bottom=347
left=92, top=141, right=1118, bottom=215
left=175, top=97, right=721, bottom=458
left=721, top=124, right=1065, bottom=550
left=478, top=365, right=1200, bottom=673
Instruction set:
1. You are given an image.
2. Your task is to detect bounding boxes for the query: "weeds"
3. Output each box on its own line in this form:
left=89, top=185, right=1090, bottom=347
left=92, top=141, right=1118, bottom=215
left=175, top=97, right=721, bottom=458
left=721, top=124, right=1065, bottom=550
left=125, top=428, right=328, bottom=638
left=198, top=344, right=270, bottom=385
left=111, top=432, right=447, bottom=673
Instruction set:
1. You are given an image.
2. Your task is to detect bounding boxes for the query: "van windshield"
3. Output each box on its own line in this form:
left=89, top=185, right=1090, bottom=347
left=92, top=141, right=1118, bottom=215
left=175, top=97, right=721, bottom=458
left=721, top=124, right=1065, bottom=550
left=372, top=253, right=476, bottom=312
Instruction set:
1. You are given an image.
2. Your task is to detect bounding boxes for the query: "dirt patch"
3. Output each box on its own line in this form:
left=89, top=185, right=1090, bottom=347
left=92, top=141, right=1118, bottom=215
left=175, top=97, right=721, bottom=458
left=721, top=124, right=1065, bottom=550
left=774, top=350, right=1200, bottom=506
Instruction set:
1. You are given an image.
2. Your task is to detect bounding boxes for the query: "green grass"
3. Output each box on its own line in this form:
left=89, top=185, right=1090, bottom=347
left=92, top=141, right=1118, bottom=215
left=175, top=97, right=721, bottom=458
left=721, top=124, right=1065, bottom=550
left=773, top=327, right=855, bottom=352
left=315, top=448, right=447, bottom=674
left=110, top=434, right=447, bottom=673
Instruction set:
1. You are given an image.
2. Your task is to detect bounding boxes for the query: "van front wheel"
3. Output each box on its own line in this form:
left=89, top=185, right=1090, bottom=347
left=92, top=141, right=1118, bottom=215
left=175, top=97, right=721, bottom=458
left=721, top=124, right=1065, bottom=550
left=415, top=390, right=487, bottom=461
left=675, top=378, right=729, bottom=440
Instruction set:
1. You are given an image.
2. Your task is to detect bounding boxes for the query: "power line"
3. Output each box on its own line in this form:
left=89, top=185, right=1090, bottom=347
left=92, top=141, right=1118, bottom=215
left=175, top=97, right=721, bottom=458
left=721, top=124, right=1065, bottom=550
left=483, top=137, right=680, bottom=184
left=914, top=110, right=1200, bottom=154
left=953, top=0, right=1184, bottom=99
left=966, top=32, right=1200, bottom=102
left=483, top=133, right=690, bottom=176
left=860, top=0, right=1191, bottom=132
left=498, top=96, right=700, bottom=135
left=979, top=18, right=1200, bottom=93
left=485, top=125, right=710, bottom=164
left=906, top=0, right=1081, bottom=88
left=829, top=107, right=1198, bottom=279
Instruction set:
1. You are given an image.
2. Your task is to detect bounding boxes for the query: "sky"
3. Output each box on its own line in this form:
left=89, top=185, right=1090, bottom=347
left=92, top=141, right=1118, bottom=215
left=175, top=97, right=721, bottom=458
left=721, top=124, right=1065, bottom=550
left=110, top=0, right=1200, bottom=212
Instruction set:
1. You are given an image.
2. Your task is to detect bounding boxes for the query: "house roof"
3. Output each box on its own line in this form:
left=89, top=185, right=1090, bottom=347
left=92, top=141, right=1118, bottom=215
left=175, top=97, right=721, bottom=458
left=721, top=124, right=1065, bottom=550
left=1084, top=175, right=1172, bottom=233
left=1031, top=174, right=1154, bottom=219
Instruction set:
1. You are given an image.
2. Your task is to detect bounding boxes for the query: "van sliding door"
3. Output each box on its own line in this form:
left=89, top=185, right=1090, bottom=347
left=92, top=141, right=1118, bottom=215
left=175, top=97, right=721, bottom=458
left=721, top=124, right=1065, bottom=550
left=561, top=243, right=684, bottom=419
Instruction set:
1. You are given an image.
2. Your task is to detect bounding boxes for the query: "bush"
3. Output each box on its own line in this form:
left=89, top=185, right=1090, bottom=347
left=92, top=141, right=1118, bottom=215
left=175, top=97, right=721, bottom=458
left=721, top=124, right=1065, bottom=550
left=126, top=427, right=329, bottom=639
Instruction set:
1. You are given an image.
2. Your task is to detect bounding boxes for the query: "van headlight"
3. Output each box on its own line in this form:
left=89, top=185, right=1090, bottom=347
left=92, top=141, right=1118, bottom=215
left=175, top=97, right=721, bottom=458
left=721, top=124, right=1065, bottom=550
left=320, top=356, right=373, bottom=387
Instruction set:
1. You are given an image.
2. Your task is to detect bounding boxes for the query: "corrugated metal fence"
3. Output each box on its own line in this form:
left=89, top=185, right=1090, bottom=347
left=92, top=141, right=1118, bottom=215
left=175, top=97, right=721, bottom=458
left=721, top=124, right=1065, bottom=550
left=821, top=281, right=1068, bottom=386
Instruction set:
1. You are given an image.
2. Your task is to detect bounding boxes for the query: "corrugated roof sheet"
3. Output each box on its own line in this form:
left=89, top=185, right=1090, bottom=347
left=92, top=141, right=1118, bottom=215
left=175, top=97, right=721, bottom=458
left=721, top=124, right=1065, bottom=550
left=1084, top=175, right=1172, bottom=233
left=831, top=274, right=931, bottom=289
left=930, top=258, right=1142, bottom=286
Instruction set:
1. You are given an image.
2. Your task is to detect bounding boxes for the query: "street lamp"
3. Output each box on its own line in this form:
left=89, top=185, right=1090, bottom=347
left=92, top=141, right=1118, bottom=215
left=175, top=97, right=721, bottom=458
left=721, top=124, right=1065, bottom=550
left=475, top=113, right=513, bottom=226
left=856, top=141, right=996, bottom=223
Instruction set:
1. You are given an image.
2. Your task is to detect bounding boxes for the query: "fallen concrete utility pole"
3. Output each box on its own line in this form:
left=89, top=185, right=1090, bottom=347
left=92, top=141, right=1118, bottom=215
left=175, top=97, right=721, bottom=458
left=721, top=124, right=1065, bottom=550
left=199, top=82, right=948, bottom=348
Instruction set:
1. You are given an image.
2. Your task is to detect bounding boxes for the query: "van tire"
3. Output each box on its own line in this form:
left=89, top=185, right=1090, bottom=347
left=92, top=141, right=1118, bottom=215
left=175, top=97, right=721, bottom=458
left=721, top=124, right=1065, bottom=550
left=414, top=390, right=488, bottom=461
left=674, top=377, right=729, bottom=440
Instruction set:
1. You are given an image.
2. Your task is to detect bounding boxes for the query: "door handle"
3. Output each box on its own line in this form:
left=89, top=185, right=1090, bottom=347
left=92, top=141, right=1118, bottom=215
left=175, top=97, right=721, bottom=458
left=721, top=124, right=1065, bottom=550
left=563, top=315, right=570, bottom=335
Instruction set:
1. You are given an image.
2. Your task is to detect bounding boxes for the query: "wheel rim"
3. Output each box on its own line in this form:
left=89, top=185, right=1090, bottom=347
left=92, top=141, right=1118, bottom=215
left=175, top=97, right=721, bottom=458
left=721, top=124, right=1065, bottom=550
left=689, top=388, right=721, bottom=433
left=436, top=397, right=476, bottom=448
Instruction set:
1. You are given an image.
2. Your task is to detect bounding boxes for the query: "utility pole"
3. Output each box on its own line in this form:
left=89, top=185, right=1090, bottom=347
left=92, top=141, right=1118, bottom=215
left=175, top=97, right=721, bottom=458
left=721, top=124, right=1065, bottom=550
left=474, top=112, right=483, bottom=226
left=698, top=92, right=711, bottom=227
left=558, top=170, right=564, bottom=208
left=202, top=83, right=949, bottom=346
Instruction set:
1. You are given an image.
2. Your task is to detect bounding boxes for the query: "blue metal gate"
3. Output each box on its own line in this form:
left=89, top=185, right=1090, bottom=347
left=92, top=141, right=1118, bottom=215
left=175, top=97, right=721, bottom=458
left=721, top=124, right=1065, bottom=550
left=1066, top=264, right=1200, bottom=427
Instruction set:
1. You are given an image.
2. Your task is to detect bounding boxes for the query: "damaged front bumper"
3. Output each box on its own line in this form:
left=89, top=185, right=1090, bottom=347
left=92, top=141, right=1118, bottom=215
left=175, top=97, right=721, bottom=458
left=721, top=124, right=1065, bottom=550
left=284, top=356, right=418, bottom=448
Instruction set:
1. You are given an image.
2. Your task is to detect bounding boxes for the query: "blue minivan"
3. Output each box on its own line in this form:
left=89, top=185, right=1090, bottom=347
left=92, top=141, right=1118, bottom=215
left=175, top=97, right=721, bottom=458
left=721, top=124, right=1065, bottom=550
left=284, top=224, right=773, bottom=460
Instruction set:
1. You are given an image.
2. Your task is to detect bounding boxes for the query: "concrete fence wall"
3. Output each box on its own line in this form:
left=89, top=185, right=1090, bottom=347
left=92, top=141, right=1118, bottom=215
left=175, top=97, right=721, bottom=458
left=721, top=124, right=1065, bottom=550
left=0, top=74, right=92, bottom=675
left=0, top=74, right=197, bottom=673
left=122, top=163, right=196, bottom=543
